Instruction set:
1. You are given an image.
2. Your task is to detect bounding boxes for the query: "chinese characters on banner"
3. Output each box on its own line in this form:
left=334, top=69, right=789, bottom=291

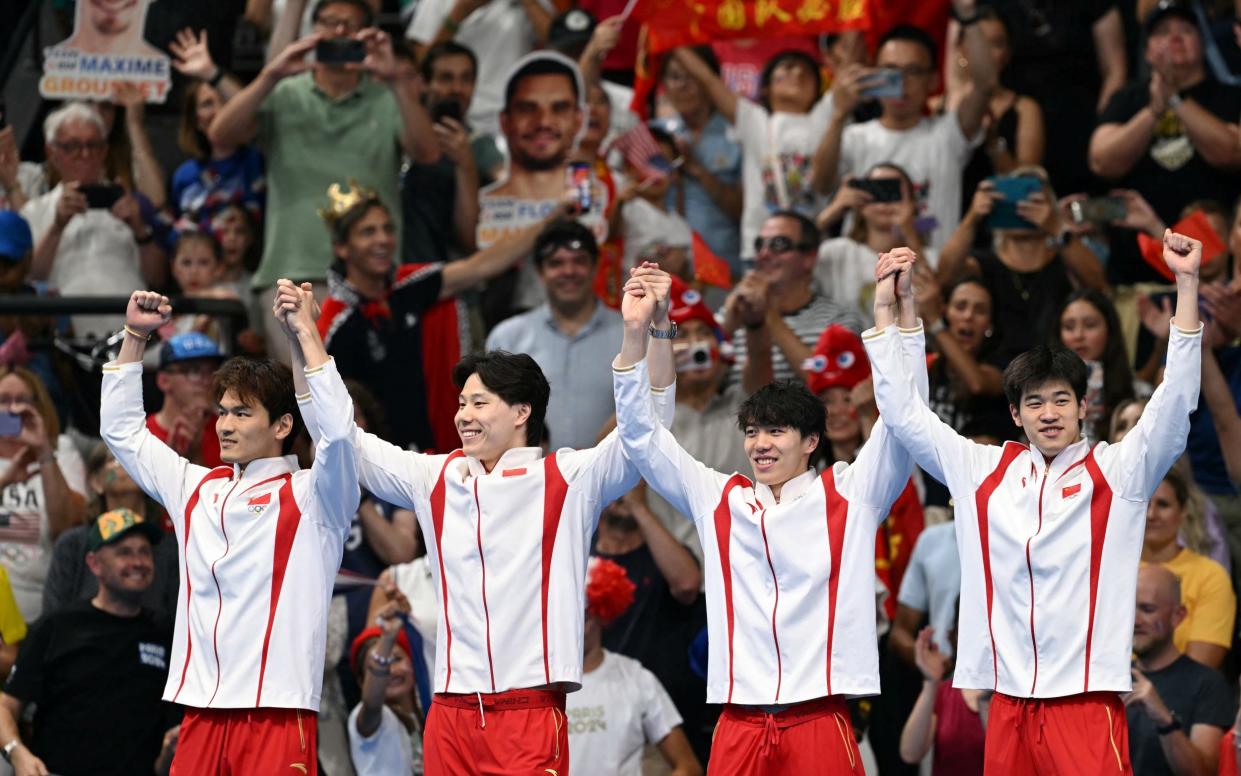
left=40, top=0, right=172, bottom=104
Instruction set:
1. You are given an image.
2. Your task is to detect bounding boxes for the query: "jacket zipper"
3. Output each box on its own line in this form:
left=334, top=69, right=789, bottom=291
left=758, top=508, right=783, bottom=704
left=1025, top=462, right=1050, bottom=695
left=474, top=479, right=497, bottom=692
left=206, top=479, right=241, bottom=705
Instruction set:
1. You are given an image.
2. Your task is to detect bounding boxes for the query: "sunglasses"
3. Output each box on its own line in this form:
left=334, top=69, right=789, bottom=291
left=537, top=238, right=590, bottom=260
left=753, top=235, right=814, bottom=254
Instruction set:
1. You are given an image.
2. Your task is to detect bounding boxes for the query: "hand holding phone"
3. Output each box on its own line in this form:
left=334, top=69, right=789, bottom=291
left=846, top=178, right=902, bottom=203
left=860, top=68, right=903, bottom=99
left=986, top=175, right=1043, bottom=230
left=316, top=38, right=366, bottom=65
left=80, top=183, right=125, bottom=210
left=0, top=411, right=20, bottom=437
left=1069, top=196, right=1128, bottom=225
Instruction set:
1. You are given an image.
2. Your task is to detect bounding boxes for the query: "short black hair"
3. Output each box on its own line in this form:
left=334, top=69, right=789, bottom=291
left=758, top=50, right=823, bottom=109
left=422, top=41, right=478, bottom=83
left=452, top=351, right=550, bottom=447
left=212, top=357, right=303, bottom=454
left=877, top=24, right=938, bottom=67
left=767, top=209, right=820, bottom=251
left=660, top=45, right=719, bottom=79
left=504, top=57, right=580, bottom=112
left=311, top=0, right=375, bottom=28
left=532, top=218, right=599, bottom=268
left=736, top=380, right=825, bottom=452
left=1002, top=344, right=1088, bottom=407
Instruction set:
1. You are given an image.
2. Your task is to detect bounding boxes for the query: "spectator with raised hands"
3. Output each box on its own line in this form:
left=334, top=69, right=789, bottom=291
left=209, top=0, right=438, bottom=363
left=168, top=28, right=264, bottom=247
left=935, top=167, right=1108, bottom=362
left=815, top=162, right=926, bottom=324
left=898, top=625, right=987, bottom=775
left=21, top=102, right=164, bottom=338
left=348, top=600, right=424, bottom=776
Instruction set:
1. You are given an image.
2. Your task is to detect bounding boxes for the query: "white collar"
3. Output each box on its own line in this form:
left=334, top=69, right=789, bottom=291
left=462, top=447, right=544, bottom=479
left=754, top=467, right=818, bottom=506
left=233, top=454, right=298, bottom=482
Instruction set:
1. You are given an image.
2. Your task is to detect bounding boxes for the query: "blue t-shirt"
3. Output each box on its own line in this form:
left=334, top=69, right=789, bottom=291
left=169, top=146, right=265, bottom=246
left=1188, top=345, right=1241, bottom=495
left=658, top=113, right=743, bottom=277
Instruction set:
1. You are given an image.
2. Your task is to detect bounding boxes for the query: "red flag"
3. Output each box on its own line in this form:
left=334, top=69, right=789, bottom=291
left=594, top=239, right=626, bottom=309
left=1136, top=209, right=1225, bottom=282
left=692, top=231, right=732, bottom=288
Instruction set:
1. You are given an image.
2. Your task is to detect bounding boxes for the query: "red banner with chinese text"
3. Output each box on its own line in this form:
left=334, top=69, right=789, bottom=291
left=634, top=0, right=870, bottom=53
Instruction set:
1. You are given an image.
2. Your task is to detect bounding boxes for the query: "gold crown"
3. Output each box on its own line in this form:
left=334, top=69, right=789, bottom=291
left=318, top=179, right=380, bottom=228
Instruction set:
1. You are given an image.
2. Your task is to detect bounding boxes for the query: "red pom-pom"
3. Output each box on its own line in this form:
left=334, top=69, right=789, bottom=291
left=586, top=557, right=636, bottom=625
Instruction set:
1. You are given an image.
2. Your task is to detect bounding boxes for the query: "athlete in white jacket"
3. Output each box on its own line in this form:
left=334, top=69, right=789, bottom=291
left=864, top=234, right=1204, bottom=775
left=275, top=274, right=677, bottom=776
left=100, top=288, right=359, bottom=774
left=611, top=262, right=924, bottom=775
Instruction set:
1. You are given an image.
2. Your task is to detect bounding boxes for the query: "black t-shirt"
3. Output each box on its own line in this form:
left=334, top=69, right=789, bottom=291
left=1099, top=77, right=1241, bottom=283
left=402, top=159, right=457, bottom=266
left=1127, top=655, right=1233, bottom=776
left=975, top=250, right=1072, bottom=363
left=5, top=602, right=178, bottom=776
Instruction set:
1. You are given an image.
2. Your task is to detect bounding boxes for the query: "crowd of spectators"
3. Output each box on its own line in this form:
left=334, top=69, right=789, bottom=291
left=1, top=0, right=1241, bottom=773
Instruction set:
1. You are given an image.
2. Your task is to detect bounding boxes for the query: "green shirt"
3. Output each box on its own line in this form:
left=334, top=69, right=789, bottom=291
left=254, top=72, right=403, bottom=288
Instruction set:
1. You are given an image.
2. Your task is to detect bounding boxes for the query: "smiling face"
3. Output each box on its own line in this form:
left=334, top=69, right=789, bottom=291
left=945, top=281, right=992, bottom=355
left=743, top=424, right=818, bottom=488
left=336, top=204, right=396, bottom=281
left=455, top=373, right=530, bottom=465
left=87, top=532, right=154, bottom=602
left=1010, top=379, right=1086, bottom=457
left=501, top=73, right=582, bottom=172
left=1144, top=479, right=1185, bottom=552
left=1059, top=299, right=1108, bottom=363
left=215, top=389, right=290, bottom=465
left=539, top=246, right=596, bottom=311
left=754, top=216, right=815, bottom=291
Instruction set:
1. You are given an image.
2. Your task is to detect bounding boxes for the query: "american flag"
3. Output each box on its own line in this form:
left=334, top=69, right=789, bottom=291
left=609, top=123, right=674, bottom=183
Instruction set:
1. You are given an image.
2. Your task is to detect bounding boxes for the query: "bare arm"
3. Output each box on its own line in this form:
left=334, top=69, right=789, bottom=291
left=355, top=604, right=403, bottom=738
left=244, top=0, right=275, bottom=33
left=0, top=694, right=46, bottom=776
left=1013, top=97, right=1045, bottom=166
left=1174, top=99, right=1241, bottom=169
left=628, top=488, right=701, bottom=604
left=520, top=0, right=552, bottom=44
left=741, top=322, right=775, bottom=395
left=1093, top=8, right=1128, bottom=114
left=212, top=34, right=320, bottom=149
left=899, top=679, right=938, bottom=764
left=810, top=111, right=848, bottom=195
left=953, top=0, right=998, bottom=140
left=655, top=727, right=703, bottom=776
left=935, top=185, right=993, bottom=284
left=1061, top=235, right=1109, bottom=291
left=265, top=0, right=308, bottom=63
left=1089, top=110, right=1158, bottom=180
left=1184, top=642, right=1228, bottom=670
left=121, top=97, right=167, bottom=208
left=357, top=500, right=419, bottom=566
left=439, top=200, right=570, bottom=298
left=672, top=47, right=737, bottom=124
left=766, top=311, right=814, bottom=382
left=1202, top=344, right=1241, bottom=487
left=888, top=603, right=924, bottom=668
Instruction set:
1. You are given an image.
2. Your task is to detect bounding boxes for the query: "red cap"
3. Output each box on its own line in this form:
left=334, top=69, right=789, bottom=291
left=349, top=625, right=414, bottom=674
left=668, top=276, right=725, bottom=341
left=803, top=325, right=870, bottom=395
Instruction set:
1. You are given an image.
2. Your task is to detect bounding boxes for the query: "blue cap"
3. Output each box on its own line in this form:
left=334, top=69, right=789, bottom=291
left=159, top=332, right=224, bottom=370
left=0, top=211, right=33, bottom=262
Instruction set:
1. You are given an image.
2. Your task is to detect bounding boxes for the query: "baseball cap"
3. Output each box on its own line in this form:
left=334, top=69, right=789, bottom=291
left=85, top=508, right=163, bottom=552
left=1145, top=0, right=1197, bottom=35
left=159, top=332, right=224, bottom=371
left=0, top=211, right=33, bottom=262
left=668, top=276, right=725, bottom=341
left=803, top=325, right=870, bottom=395
left=547, top=9, right=597, bottom=54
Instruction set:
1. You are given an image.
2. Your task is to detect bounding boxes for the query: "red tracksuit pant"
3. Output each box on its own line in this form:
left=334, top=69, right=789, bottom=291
left=986, top=691, right=1132, bottom=775
left=423, top=688, right=568, bottom=775
left=707, top=695, right=864, bottom=776
left=171, top=707, right=317, bottom=775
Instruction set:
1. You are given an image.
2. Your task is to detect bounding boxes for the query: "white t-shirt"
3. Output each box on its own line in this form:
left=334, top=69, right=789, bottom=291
left=407, top=0, right=553, bottom=136
left=620, top=198, right=692, bottom=274
left=0, top=434, right=88, bottom=621
left=896, top=521, right=960, bottom=655
left=733, top=92, right=835, bottom=259
left=20, top=183, right=146, bottom=338
left=815, top=237, right=939, bottom=327
left=838, top=112, right=978, bottom=255
left=347, top=703, right=422, bottom=776
left=566, top=650, right=681, bottom=776
left=389, top=556, right=438, bottom=675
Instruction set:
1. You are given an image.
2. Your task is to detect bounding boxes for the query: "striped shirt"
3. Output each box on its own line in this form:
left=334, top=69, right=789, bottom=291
left=726, top=290, right=866, bottom=385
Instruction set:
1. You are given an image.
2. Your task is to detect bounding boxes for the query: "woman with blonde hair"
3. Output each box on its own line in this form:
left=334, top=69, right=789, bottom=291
left=0, top=364, right=87, bottom=621
left=1141, top=464, right=1236, bottom=670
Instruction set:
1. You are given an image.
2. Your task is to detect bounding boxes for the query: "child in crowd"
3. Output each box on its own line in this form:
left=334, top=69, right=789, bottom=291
left=618, top=126, right=692, bottom=280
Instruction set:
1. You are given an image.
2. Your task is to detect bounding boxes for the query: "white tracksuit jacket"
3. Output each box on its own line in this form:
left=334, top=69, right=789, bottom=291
left=100, top=358, right=358, bottom=710
left=612, top=326, right=929, bottom=705
left=297, top=386, right=675, bottom=695
left=865, top=323, right=1202, bottom=698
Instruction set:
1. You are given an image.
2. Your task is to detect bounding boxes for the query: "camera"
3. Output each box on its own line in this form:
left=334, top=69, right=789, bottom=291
left=676, top=341, right=714, bottom=373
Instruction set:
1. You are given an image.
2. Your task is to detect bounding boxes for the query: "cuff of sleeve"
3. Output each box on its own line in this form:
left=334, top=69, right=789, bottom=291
left=898, top=319, right=925, bottom=335
left=295, top=392, right=312, bottom=404
left=102, top=360, right=144, bottom=374
left=304, top=358, right=335, bottom=378
left=861, top=325, right=892, bottom=341
left=1172, top=322, right=1204, bottom=338
left=612, top=357, right=644, bottom=377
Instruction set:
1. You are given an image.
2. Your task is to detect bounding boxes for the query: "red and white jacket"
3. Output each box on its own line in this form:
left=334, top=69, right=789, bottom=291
left=612, top=327, right=929, bottom=705
left=865, top=323, right=1202, bottom=698
left=298, top=389, right=675, bottom=695
left=100, top=359, right=358, bottom=711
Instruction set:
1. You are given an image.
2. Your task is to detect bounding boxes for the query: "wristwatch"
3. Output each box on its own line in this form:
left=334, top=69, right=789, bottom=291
left=1156, top=713, right=1183, bottom=736
left=1, top=739, right=19, bottom=763
left=648, top=322, right=678, bottom=340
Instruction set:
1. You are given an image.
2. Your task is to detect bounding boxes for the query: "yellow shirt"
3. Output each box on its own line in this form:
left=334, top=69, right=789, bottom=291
left=1151, top=548, right=1237, bottom=651
left=0, top=566, right=27, bottom=646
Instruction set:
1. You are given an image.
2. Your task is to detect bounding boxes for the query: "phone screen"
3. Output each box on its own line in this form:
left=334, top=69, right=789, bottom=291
left=0, top=411, right=21, bottom=437
left=316, top=38, right=366, bottom=65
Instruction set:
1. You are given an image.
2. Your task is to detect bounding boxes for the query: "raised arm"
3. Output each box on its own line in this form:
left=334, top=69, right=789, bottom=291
left=1092, top=8, right=1127, bottom=114
left=1202, top=334, right=1241, bottom=488
left=1101, top=231, right=1203, bottom=500
left=952, top=0, right=997, bottom=140
left=209, top=34, right=320, bottom=149
left=671, top=47, right=738, bottom=124
left=810, top=65, right=868, bottom=194
left=100, top=292, right=207, bottom=518
left=356, top=28, right=439, bottom=165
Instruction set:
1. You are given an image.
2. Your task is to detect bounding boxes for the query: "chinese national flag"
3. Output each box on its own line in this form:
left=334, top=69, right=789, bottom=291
left=1136, top=209, right=1225, bottom=282
left=692, top=231, right=732, bottom=288
left=594, top=239, right=626, bottom=309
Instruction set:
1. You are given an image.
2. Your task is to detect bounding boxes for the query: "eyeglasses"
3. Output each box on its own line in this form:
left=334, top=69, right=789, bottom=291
left=53, top=140, right=106, bottom=156
left=753, top=235, right=814, bottom=254
left=314, top=15, right=363, bottom=33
